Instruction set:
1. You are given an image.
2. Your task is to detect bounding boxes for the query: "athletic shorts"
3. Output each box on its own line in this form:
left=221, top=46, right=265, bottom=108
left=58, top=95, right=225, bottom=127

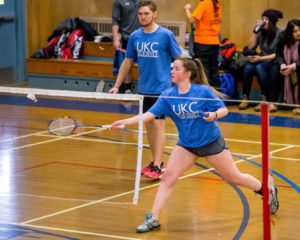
left=121, top=39, right=128, bottom=50
left=178, top=135, right=228, bottom=157
left=142, top=94, right=165, bottom=119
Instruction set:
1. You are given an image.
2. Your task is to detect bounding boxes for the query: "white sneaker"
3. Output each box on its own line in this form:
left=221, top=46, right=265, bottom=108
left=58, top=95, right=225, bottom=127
left=270, top=185, right=279, bottom=215
left=269, top=175, right=279, bottom=215
left=124, top=89, right=132, bottom=94
left=136, top=213, right=161, bottom=233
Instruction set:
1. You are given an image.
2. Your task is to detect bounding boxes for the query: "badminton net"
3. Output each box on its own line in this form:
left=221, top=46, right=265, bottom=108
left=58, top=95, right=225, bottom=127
left=0, top=86, right=144, bottom=205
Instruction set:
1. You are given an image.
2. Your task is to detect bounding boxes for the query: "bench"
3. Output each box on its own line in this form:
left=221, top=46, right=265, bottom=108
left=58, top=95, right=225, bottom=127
left=26, top=42, right=138, bottom=92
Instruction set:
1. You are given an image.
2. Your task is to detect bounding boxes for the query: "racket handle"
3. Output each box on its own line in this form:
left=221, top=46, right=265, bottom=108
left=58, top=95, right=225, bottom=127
left=102, top=124, right=125, bottom=130
left=113, top=124, right=125, bottom=129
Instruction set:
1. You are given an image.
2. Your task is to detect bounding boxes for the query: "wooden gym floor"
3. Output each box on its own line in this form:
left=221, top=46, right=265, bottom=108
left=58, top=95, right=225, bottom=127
left=0, top=99, right=299, bottom=240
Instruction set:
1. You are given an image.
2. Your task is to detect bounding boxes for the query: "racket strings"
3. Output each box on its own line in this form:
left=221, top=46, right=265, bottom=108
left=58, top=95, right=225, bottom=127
left=48, top=117, right=77, bottom=135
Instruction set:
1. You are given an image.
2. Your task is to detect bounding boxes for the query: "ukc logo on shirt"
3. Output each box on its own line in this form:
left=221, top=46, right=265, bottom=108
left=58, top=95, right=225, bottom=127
left=172, top=102, right=202, bottom=119
left=136, top=41, right=159, bottom=57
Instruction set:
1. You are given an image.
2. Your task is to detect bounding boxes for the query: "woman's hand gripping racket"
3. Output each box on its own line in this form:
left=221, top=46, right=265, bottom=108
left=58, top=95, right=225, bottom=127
left=48, top=116, right=125, bottom=136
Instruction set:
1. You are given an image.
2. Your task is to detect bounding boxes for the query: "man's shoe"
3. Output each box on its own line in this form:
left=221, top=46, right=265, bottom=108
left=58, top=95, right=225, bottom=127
left=141, top=162, right=154, bottom=175
left=142, top=162, right=165, bottom=177
left=144, top=163, right=165, bottom=179
left=136, top=213, right=161, bottom=233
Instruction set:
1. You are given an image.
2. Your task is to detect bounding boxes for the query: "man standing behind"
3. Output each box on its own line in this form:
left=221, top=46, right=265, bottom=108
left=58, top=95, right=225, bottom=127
left=109, top=0, right=181, bottom=179
left=112, top=0, right=140, bottom=93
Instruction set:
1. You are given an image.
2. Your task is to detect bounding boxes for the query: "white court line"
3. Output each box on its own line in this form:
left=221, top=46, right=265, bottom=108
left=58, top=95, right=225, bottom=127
left=269, top=145, right=296, bottom=155
left=36, top=133, right=139, bottom=146
left=271, top=156, right=300, bottom=162
left=36, top=132, right=176, bottom=150
left=0, top=128, right=108, bottom=153
left=0, top=221, right=143, bottom=240
left=0, top=192, right=91, bottom=202
left=225, top=138, right=300, bottom=147
left=0, top=129, right=50, bottom=143
left=20, top=143, right=291, bottom=225
left=128, top=129, right=300, bottom=147
left=9, top=144, right=294, bottom=240
left=34, top=133, right=299, bottom=162
left=20, top=167, right=213, bottom=225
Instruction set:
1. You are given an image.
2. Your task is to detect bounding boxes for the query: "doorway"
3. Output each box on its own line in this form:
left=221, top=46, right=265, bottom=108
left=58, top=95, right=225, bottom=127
left=0, top=0, right=26, bottom=85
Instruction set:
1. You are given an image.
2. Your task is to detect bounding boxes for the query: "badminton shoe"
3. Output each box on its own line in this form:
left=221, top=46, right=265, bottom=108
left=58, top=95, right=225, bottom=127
left=141, top=161, right=154, bottom=175
left=136, top=213, right=161, bottom=233
left=142, top=162, right=165, bottom=179
left=269, top=185, right=279, bottom=215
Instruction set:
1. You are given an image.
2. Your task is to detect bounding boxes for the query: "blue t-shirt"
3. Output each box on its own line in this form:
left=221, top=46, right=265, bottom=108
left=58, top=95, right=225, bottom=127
left=126, top=26, right=181, bottom=94
left=149, top=84, right=225, bottom=148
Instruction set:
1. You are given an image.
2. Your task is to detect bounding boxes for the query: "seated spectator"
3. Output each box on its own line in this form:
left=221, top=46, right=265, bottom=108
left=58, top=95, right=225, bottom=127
left=276, top=19, right=300, bottom=114
left=239, top=9, right=283, bottom=111
left=265, top=63, right=283, bottom=112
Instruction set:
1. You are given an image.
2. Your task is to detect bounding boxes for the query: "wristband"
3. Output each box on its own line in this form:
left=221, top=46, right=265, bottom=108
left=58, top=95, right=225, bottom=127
left=215, top=112, right=218, bottom=119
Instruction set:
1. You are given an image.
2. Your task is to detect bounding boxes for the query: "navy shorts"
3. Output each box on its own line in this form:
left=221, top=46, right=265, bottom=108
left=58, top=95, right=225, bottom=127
left=178, top=135, right=228, bottom=157
left=142, top=94, right=165, bottom=119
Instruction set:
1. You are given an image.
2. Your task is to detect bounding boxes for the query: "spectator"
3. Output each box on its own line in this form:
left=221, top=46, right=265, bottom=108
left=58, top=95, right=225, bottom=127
left=184, top=0, right=222, bottom=88
left=112, top=0, right=140, bottom=93
left=239, top=9, right=283, bottom=111
left=276, top=19, right=300, bottom=114
left=109, top=0, right=182, bottom=179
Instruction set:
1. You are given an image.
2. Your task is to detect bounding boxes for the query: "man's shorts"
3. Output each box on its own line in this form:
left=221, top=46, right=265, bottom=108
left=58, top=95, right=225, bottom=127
left=143, top=94, right=165, bottom=120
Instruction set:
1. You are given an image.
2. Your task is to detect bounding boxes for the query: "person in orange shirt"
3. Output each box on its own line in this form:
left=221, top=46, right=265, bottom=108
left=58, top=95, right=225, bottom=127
left=184, top=0, right=222, bottom=87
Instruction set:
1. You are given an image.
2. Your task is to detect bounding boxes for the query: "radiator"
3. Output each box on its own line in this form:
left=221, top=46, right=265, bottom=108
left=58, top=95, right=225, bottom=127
left=80, top=17, right=186, bottom=45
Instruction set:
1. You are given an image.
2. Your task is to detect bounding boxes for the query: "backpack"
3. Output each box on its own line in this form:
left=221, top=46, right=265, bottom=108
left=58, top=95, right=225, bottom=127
left=220, top=38, right=237, bottom=58
left=62, top=29, right=84, bottom=59
left=219, top=72, right=235, bottom=100
left=74, top=17, right=99, bottom=41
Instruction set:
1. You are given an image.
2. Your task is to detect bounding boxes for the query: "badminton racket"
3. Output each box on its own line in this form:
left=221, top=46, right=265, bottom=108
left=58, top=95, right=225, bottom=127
left=48, top=116, right=124, bottom=136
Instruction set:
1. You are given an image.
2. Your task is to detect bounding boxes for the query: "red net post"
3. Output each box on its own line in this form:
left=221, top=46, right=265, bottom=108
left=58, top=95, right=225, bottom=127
left=261, top=103, right=271, bottom=240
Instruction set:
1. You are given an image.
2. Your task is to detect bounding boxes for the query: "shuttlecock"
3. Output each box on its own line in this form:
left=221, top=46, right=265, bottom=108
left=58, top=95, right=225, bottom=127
left=26, top=93, right=37, bottom=102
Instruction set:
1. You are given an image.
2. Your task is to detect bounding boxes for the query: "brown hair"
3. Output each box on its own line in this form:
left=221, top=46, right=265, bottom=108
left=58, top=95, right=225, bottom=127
left=177, top=57, right=224, bottom=97
left=138, top=0, right=157, bottom=12
left=212, top=0, right=220, bottom=17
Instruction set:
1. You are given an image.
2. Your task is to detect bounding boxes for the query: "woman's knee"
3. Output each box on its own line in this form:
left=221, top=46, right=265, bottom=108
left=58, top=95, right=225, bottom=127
left=160, top=170, right=178, bottom=188
left=222, top=172, right=242, bottom=185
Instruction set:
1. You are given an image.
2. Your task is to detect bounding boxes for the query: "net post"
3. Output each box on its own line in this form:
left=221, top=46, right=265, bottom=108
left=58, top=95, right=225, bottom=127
left=261, top=103, right=271, bottom=240
left=133, top=95, right=144, bottom=205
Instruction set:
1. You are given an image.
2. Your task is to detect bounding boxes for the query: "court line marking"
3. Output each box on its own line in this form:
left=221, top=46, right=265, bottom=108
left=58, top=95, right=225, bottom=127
left=0, top=192, right=91, bottom=202
left=20, top=167, right=213, bottom=225
left=33, top=133, right=300, bottom=161
left=20, top=143, right=296, bottom=225
left=1, top=127, right=300, bottom=148
left=127, top=129, right=300, bottom=147
left=0, top=128, right=109, bottom=153
left=3, top=142, right=297, bottom=239
left=1, top=126, right=298, bottom=237
left=270, top=156, right=300, bottom=162
left=0, top=221, right=143, bottom=240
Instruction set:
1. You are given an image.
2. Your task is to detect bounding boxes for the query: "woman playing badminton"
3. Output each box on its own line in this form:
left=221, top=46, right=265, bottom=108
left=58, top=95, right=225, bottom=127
left=111, top=57, right=279, bottom=233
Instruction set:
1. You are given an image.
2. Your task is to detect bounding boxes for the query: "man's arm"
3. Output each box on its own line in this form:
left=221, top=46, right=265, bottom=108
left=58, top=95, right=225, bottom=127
left=112, top=0, right=121, bottom=49
left=109, top=58, right=134, bottom=93
left=112, top=25, right=120, bottom=50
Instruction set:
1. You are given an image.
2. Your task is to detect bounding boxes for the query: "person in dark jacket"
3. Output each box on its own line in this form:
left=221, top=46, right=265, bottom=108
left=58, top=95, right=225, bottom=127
left=238, top=9, right=283, bottom=111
